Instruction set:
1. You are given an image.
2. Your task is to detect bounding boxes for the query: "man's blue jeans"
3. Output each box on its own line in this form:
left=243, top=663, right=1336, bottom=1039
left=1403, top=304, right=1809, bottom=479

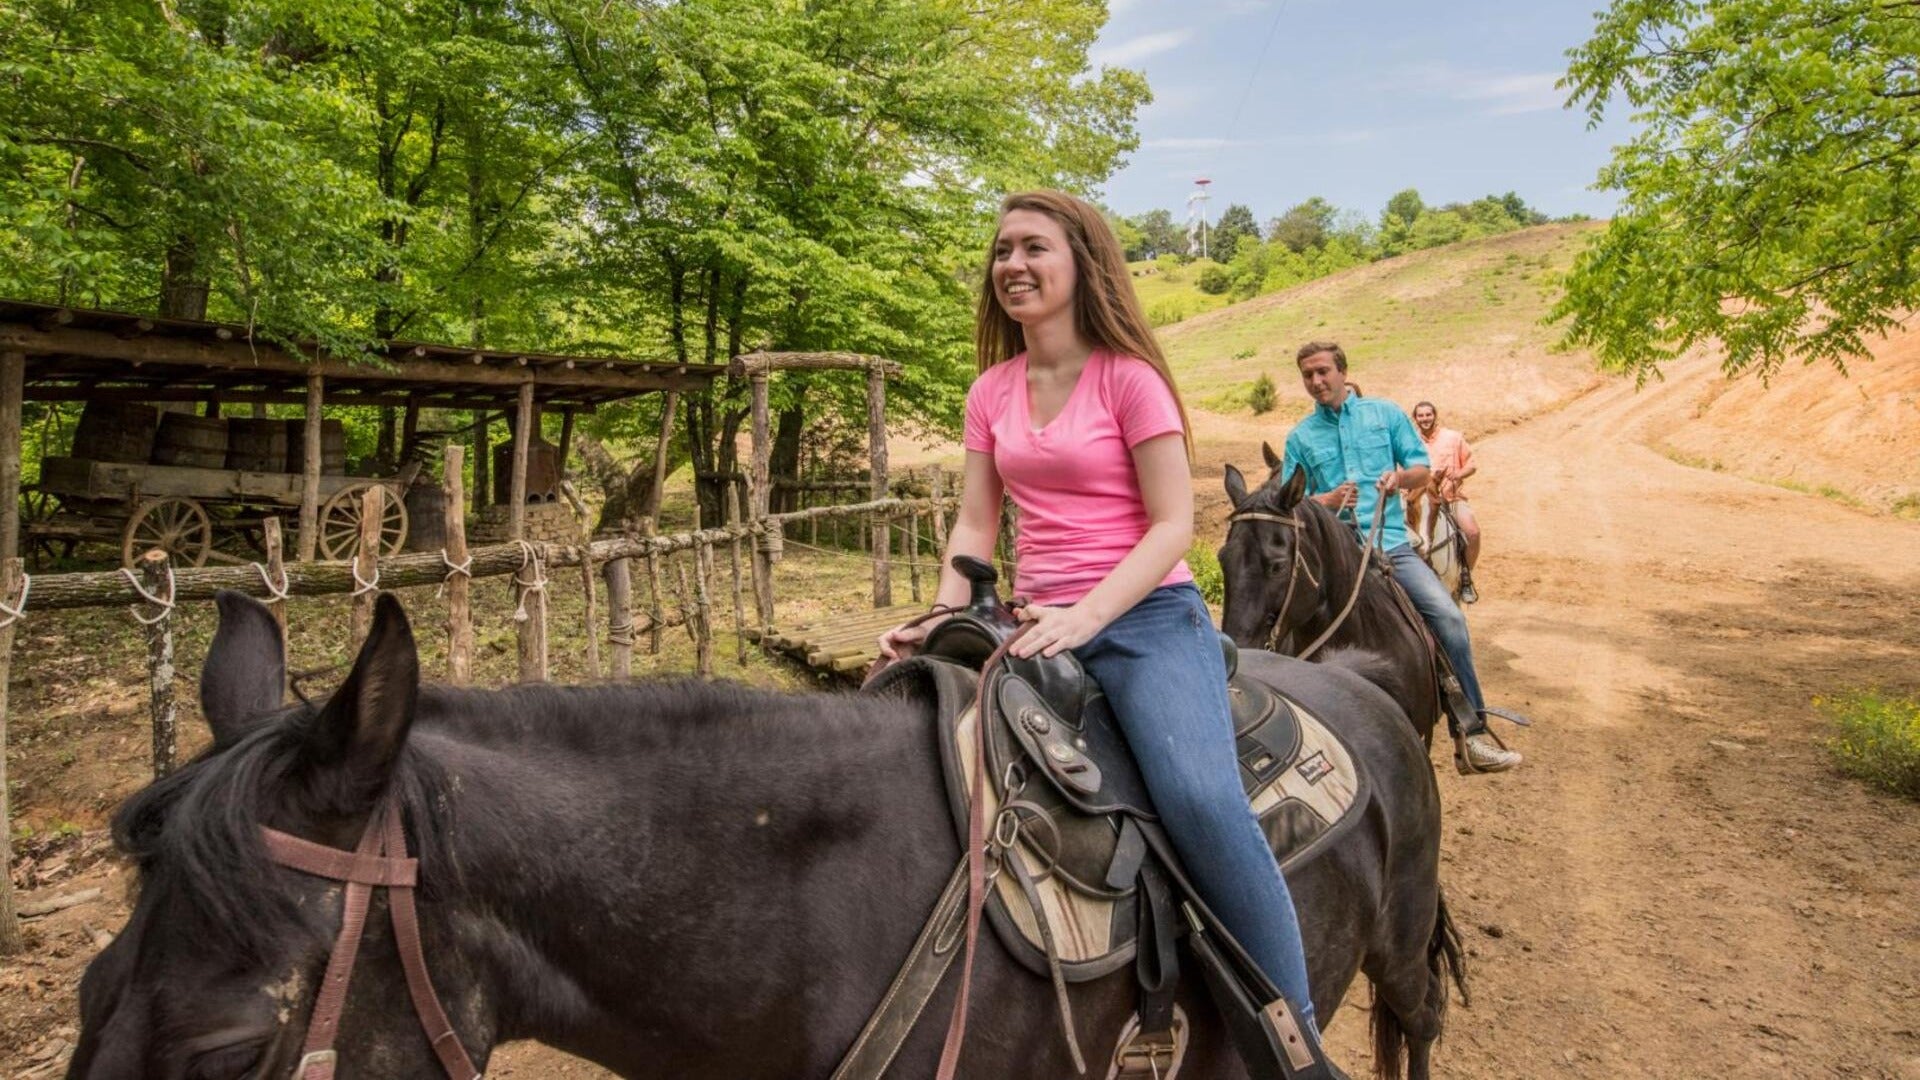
left=1387, top=543, right=1487, bottom=724
left=1074, top=583, right=1316, bottom=1019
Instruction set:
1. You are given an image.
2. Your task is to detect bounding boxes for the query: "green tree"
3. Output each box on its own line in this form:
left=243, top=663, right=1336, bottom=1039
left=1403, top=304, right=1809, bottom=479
left=1210, top=202, right=1259, bottom=263
left=1127, top=208, right=1185, bottom=259
left=1557, top=0, right=1920, bottom=377
left=1267, top=197, right=1336, bottom=253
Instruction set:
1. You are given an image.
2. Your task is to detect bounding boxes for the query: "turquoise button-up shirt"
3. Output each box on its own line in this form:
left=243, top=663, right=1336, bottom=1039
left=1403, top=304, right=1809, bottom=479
left=1280, top=390, right=1429, bottom=550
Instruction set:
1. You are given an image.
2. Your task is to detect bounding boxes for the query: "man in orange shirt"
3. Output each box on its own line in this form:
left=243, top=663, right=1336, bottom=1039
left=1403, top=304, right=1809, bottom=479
left=1412, top=401, right=1480, bottom=603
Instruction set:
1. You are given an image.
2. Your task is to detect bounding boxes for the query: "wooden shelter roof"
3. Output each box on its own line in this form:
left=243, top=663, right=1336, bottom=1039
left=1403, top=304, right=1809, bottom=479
left=0, top=300, right=721, bottom=411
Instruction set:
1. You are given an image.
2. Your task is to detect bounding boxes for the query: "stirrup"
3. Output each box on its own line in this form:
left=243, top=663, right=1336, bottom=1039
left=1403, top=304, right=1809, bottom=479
left=1454, top=726, right=1517, bottom=776
left=1107, top=1007, right=1190, bottom=1080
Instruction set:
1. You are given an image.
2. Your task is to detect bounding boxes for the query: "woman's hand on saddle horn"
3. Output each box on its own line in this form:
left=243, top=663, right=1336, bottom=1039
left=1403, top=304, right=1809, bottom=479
left=879, top=615, right=945, bottom=660
left=1010, top=602, right=1106, bottom=660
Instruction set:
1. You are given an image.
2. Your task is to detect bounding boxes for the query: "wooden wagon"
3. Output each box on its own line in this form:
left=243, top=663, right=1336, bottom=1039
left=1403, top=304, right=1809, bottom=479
left=27, top=457, right=417, bottom=568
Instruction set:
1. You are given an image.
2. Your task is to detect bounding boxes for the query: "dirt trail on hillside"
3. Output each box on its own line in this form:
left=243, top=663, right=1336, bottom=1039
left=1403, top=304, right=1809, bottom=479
left=1288, top=374, right=1920, bottom=1078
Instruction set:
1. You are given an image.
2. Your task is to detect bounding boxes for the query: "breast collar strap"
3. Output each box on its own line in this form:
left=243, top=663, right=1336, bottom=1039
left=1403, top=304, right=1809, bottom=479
left=260, top=803, right=482, bottom=1080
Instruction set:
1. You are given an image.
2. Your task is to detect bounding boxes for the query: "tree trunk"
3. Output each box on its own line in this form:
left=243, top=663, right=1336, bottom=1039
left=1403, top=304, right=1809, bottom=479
left=160, top=237, right=209, bottom=321
left=770, top=405, right=804, bottom=514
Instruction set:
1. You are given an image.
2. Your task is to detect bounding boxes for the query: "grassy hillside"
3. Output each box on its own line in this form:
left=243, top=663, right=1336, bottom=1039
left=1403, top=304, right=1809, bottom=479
left=1127, top=256, right=1234, bottom=326
left=1152, top=223, right=1608, bottom=460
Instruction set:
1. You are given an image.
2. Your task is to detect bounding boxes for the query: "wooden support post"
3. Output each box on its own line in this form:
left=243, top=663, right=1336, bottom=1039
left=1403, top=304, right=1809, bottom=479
left=472, top=411, right=491, bottom=513
left=868, top=363, right=890, bottom=607
left=557, top=407, right=576, bottom=479
left=401, top=395, right=420, bottom=461
left=645, top=552, right=664, bottom=654
left=138, top=548, right=177, bottom=779
left=509, top=380, right=534, bottom=541
left=351, top=486, right=384, bottom=647
left=262, top=517, right=288, bottom=671
left=930, top=466, right=949, bottom=554
left=0, top=352, right=22, bottom=567
left=605, top=557, right=634, bottom=678
left=908, top=510, right=922, bottom=603
left=0, top=557, right=25, bottom=954
left=729, top=534, right=747, bottom=666
left=298, top=374, right=323, bottom=560
left=443, top=444, right=473, bottom=685
left=645, top=391, right=678, bottom=531
left=693, top=541, right=713, bottom=677
left=580, top=546, right=601, bottom=679
left=515, top=544, right=548, bottom=683
left=745, top=370, right=781, bottom=628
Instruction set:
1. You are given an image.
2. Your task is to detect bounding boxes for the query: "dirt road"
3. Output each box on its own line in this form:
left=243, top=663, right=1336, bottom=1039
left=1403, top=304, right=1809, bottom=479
left=1300, top=373, right=1920, bottom=1078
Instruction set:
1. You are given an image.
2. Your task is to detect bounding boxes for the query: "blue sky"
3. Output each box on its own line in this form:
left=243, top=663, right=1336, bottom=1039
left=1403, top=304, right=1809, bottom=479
left=1090, top=0, right=1634, bottom=224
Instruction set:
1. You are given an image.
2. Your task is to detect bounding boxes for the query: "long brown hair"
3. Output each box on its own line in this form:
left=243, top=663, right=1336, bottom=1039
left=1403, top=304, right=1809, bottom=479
left=974, top=190, right=1192, bottom=454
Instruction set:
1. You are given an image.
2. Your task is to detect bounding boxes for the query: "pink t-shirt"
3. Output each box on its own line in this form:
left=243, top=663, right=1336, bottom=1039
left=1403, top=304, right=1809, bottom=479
left=963, top=350, right=1193, bottom=605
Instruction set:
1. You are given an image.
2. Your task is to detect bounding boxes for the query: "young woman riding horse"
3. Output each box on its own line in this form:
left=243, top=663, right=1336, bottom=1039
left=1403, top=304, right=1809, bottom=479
left=880, top=190, right=1345, bottom=1078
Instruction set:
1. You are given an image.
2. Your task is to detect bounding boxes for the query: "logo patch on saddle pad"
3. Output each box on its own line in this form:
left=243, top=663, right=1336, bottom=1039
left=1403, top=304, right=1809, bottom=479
left=1295, top=750, right=1334, bottom=785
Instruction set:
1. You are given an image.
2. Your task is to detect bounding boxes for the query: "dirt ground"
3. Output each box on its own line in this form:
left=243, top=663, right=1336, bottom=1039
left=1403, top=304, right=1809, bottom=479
left=6, top=356, right=1919, bottom=1076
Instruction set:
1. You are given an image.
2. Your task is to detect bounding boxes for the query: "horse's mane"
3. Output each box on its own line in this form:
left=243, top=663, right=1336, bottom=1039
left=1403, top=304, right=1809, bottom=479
left=1283, top=488, right=1429, bottom=653
left=110, top=677, right=899, bottom=960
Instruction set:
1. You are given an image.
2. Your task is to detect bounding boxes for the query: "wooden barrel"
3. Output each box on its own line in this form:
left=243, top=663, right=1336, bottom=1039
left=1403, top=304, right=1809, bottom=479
left=225, top=418, right=288, bottom=472
left=403, top=482, right=447, bottom=552
left=151, top=413, right=228, bottom=469
left=283, top=419, right=347, bottom=475
left=72, top=402, right=158, bottom=464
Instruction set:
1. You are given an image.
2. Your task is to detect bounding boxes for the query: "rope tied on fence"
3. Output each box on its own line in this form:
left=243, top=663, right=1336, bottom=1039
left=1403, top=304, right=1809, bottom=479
left=0, top=572, right=31, bottom=629
left=755, top=519, right=785, bottom=558
left=512, top=539, right=549, bottom=623
left=350, top=557, right=381, bottom=598
left=120, top=565, right=176, bottom=626
left=252, top=562, right=291, bottom=602
left=436, top=549, right=474, bottom=599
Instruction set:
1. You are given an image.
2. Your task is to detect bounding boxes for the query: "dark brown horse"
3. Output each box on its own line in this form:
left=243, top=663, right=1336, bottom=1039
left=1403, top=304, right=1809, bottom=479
left=1219, top=448, right=1443, bottom=746
left=69, top=591, right=1461, bottom=1079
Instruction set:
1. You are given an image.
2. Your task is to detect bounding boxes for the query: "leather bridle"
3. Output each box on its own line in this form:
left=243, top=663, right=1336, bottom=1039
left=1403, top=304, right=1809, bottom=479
left=259, top=802, right=480, bottom=1080
left=1227, top=494, right=1388, bottom=661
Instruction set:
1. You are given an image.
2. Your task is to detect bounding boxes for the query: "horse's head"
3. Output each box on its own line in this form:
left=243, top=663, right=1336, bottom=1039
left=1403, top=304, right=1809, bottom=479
left=1219, top=442, right=1317, bottom=652
left=70, top=591, right=480, bottom=1080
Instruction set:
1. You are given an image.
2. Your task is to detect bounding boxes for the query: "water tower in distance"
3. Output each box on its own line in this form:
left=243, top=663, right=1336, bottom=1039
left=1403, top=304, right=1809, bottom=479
left=1185, top=177, right=1213, bottom=260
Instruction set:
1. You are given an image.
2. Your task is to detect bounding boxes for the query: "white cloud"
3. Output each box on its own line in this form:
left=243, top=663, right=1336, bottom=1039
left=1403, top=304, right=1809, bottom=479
left=1090, top=29, right=1195, bottom=68
left=1383, top=65, right=1567, bottom=116
left=1141, top=136, right=1245, bottom=151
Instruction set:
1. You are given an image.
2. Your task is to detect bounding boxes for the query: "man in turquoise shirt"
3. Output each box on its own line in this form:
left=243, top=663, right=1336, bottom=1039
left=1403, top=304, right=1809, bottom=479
left=1280, top=341, right=1520, bottom=772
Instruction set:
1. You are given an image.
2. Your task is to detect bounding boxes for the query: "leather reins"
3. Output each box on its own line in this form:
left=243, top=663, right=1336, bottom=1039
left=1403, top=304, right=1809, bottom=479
left=1227, top=493, right=1388, bottom=661
left=260, top=803, right=480, bottom=1080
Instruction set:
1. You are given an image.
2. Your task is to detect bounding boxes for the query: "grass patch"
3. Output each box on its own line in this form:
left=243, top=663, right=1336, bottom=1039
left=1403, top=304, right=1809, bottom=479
left=1187, top=539, right=1223, bottom=606
left=1890, top=493, right=1920, bottom=520
left=1820, top=689, right=1920, bottom=800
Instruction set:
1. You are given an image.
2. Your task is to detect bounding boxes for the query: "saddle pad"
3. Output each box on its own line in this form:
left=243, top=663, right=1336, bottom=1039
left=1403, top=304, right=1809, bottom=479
left=864, top=658, right=1368, bottom=983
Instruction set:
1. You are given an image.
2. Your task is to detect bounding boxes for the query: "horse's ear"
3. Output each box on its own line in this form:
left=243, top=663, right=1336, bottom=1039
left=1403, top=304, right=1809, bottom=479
left=303, top=594, right=419, bottom=796
left=201, top=591, right=286, bottom=747
left=1224, top=464, right=1250, bottom=508
left=1261, top=442, right=1283, bottom=472
left=1278, top=465, right=1309, bottom=509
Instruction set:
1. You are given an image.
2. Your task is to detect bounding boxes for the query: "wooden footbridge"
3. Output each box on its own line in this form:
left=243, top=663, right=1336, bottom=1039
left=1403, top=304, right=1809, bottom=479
left=745, top=603, right=925, bottom=679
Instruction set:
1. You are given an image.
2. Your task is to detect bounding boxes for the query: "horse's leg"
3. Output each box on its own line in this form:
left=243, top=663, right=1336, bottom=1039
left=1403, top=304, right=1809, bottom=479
left=1360, top=872, right=1457, bottom=1080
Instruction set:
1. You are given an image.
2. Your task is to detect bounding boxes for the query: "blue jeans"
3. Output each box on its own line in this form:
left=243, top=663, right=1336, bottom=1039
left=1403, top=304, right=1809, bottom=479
left=1387, top=544, right=1487, bottom=723
left=1074, top=584, right=1316, bottom=1019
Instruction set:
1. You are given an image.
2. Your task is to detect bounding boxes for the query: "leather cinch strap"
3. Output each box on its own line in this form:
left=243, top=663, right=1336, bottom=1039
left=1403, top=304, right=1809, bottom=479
left=260, top=804, right=481, bottom=1080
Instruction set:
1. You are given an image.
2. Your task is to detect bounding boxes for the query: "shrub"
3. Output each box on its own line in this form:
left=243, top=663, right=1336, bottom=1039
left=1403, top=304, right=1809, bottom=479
left=1822, top=690, right=1920, bottom=800
left=1187, top=539, right=1223, bottom=606
left=1147, top=299, right=1191, bottom=327
left=1195, top=265, right=1233, bottom=295
left=1248, top=373, right=1277, bottom=415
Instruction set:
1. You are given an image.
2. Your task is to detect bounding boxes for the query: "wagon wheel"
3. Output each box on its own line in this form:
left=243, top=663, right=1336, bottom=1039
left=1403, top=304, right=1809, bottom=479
left=18, top=489, right=69, bottom=568
left=318, top=483, right=409, bottom=561
left=122, top=497, right=213, bottom=568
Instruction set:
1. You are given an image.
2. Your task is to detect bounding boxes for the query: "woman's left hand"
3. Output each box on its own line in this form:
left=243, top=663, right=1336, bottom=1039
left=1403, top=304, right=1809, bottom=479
left=1011, top=602, right=1108, bottom=659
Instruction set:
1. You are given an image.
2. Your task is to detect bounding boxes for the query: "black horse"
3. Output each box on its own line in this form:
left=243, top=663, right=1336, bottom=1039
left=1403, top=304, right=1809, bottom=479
left=1220, top=448, right=1443, bottom=748
left=69, top=591, right=1461, bottom=1079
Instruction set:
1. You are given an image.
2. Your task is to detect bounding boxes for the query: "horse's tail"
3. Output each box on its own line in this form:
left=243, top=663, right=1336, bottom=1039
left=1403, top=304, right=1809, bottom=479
left=1368, top=887, right=1469, bottom=1080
